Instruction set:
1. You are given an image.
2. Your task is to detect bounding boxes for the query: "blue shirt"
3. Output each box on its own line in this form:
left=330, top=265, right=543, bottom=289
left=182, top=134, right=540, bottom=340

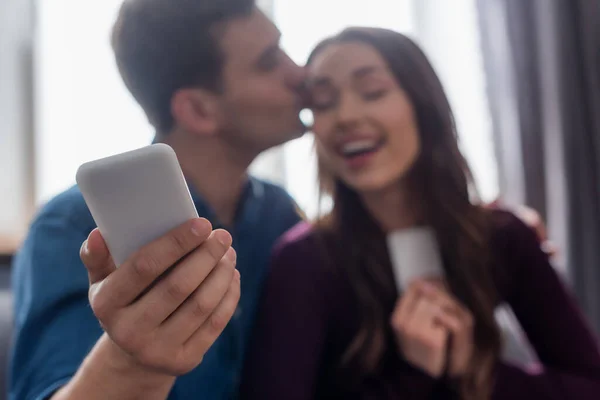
left=9, top=177, right=302, bottom=400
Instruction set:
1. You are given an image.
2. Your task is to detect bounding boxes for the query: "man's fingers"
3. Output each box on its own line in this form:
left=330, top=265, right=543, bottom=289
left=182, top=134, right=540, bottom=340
left=183, top=270, right=241, bottom=357
left=82, top=228, right=115, bottom=285
left=542, top=240, right=558, bottom=258
left=100, top=218, right=215, bottom=309
left=515, top=205, right=547, bottom=242
left=160, top=248, right=237, bottom=341
left=128, top=229, right=233, bottom=328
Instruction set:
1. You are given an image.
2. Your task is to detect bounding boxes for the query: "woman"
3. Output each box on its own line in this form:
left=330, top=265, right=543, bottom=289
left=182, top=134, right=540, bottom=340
left=240, top=27, right=600, bottom=399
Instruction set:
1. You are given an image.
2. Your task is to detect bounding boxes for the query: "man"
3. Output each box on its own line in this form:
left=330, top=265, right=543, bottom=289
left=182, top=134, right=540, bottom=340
left=9, top=0, right=307, bottom=399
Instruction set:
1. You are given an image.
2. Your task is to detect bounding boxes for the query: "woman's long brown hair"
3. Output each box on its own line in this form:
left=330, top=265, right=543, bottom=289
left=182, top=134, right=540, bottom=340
left=307, top=28, right=501, bottom=400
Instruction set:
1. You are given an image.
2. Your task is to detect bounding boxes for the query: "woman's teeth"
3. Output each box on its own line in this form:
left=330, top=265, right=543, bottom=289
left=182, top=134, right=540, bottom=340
left=341, top=140, right=379, bottom=157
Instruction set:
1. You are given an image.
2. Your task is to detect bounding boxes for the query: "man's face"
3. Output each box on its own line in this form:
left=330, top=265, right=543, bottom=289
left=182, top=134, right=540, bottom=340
left=216, top=8, right=307, bottom=154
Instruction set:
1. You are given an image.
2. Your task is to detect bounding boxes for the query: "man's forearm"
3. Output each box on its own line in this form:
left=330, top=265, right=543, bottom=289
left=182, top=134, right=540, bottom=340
left=51, top=334, right=176, bottom=400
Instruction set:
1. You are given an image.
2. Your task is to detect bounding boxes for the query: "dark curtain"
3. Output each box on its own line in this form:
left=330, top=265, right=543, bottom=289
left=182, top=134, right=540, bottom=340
left=477, top=0, right=600, bottom=332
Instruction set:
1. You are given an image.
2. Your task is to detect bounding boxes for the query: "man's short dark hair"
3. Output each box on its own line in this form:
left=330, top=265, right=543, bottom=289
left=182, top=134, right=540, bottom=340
left=112, top=0, right=255, bottom=134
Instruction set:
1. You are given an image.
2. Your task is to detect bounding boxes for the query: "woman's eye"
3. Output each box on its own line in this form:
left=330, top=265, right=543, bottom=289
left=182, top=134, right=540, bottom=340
left=363, top=90, right=387, bottom=101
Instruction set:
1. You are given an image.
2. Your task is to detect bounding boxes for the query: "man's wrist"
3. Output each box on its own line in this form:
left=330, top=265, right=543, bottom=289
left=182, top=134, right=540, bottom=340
left=90, top=333, right=176, bottom=389
left=53, top=333, right=175, bottom=400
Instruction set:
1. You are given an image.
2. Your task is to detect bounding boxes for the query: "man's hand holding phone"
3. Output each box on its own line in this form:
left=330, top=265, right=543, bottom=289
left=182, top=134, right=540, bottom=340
left=54, top=218, right=240, bottom=400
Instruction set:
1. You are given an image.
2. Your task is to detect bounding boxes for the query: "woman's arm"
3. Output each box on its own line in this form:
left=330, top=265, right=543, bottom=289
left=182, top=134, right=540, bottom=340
left=239, top=226, right=330, bottom=400
left=496, top=214, right=600, bottom=400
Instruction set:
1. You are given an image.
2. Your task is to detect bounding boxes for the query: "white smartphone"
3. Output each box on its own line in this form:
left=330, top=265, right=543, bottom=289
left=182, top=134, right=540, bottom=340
left=386, top=227, right=445, bottom=292
left=76, top=143, right=199, bottom=266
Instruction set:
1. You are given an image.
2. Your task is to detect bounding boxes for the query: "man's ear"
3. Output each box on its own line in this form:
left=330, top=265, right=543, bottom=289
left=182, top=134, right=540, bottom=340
left=171, top=89, right=219, bottom=136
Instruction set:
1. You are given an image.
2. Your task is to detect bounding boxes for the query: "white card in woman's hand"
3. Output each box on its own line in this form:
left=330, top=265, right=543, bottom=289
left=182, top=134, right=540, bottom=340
left=386, top=227, right=445, bottom=292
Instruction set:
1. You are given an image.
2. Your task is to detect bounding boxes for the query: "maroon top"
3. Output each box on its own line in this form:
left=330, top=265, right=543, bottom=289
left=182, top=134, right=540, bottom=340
left=240, top=211, right=600, bottom=399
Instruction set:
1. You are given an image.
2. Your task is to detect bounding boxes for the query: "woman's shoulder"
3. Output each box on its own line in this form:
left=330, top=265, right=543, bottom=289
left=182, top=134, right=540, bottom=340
left=272, top=221, right=319, bottom=258
left=487, top=208, right=541, bottom=251
left=486, top=208, right=549, bottom=299
left=269, top=221, right=333, bottom=278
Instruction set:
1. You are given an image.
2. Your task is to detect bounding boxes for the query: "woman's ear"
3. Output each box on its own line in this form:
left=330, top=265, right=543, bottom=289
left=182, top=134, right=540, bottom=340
left=171, top=88, right=218, bottom=136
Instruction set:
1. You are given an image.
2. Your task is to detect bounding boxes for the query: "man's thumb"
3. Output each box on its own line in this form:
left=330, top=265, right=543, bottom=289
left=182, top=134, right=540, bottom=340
left=80, top=228, right=116, bottom=285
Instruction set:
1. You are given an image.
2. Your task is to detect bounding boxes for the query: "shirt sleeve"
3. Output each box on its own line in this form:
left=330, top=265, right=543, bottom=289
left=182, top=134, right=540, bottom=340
left=494, top=214, right=600, bottom=399
left=239, top=232, right=330, bottom=400
left=9, top=212, right=102, bottom=400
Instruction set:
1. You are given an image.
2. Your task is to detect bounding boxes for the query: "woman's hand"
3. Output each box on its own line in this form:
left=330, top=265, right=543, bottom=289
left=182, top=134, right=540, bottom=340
left=420, top=282, right=474, bottom=378
left=391, top=280, right=474, bottom=378
left=391, top=281, right=448, bottom=377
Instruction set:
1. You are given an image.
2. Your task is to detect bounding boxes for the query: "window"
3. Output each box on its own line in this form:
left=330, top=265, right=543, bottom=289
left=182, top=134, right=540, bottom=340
left=35, top=0, right=154, bottom=205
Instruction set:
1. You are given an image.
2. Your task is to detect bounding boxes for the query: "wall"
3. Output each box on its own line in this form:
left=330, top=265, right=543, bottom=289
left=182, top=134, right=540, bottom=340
left=0, top=0, right=35, bottom=246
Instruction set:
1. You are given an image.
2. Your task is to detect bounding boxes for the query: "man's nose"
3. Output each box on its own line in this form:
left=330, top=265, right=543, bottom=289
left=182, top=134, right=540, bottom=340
left=285, top=62, right=310, bottom=109
left=285, top=58, right=308, bottom=91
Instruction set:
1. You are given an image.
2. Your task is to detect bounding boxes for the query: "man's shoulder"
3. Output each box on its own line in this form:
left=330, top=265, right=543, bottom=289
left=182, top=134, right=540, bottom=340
left=33, top=185, right=94, bottom=231
left=268, top=221, right=338, bottom=286
left=252, top=178, right=291, bottom=202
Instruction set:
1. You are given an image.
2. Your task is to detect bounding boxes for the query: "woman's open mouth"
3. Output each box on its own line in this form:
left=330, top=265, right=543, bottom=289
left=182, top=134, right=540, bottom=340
left=339, top=138, right=384, bottom=168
